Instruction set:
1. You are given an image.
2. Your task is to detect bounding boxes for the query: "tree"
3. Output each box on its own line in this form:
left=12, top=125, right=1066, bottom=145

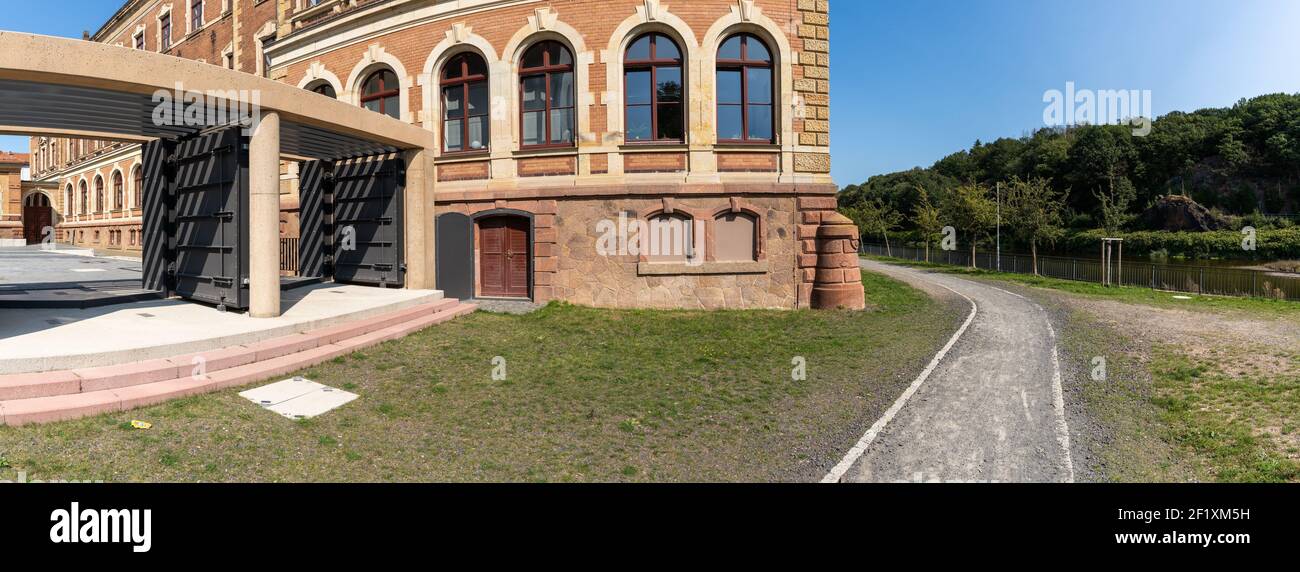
left=912, top=186, right=943, bottom=262
left=943, top=183, right=997, bottom=268
left=837, top=168, right=957, bottom=224
left=1006, top=177, right=1065, bottom=274
left=1066, top=124, right=1142, bottom=213
left=1093, top=170, right=1137, bottom=235
left=846, top=198, right=903, bottom=256
left=837, top=93, right=1300, bottom=231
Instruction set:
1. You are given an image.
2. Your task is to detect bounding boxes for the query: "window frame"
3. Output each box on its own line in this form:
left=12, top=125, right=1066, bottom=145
left=310, top=82, right=336, bottom=98
left=191, top=0, right=204, bottom=33
left=113, top=172, right=124, bottom=211
left=645, top=212, right=698, bottom=263
left=359, top=69, right=401, bottom=119
left=716, top=33, right=776, bottom=144
left=712, top=211, right=760, bottom=262
left=133, top=166, right=144, bottom=208
left=160, top=14, right=172, bottom=50
left=518, top=41, right=576, bottom=150
left=79, top=181, right=88, bottom=216
left=94, top=176, right=105, bottom=214
left=439, top=52, right=491, bottom=155
left=623, top=33, right=685, bottom=144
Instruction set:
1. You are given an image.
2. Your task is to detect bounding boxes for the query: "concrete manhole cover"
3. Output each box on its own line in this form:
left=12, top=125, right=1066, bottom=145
left=239, top=377, right=358, bottom=420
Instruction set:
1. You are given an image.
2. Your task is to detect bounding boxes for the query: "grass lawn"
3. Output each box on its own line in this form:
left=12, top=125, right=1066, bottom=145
left=865, top=255, right=1300, bottom=482
left=864, top=255, right=1300, bottom=317
left=0, top=270, right=962, bottom=483
left=1144, top=348, right=1300, bottom=482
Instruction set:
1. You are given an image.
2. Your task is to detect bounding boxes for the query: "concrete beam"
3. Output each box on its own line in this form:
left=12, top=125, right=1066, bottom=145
left=0, top=31, right=434, bottom=151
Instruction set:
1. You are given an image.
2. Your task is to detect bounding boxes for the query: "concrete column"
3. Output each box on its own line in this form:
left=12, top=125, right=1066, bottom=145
left=403, top=147, right=437, bottom=290
left=249, top=112, right=282, bottom=318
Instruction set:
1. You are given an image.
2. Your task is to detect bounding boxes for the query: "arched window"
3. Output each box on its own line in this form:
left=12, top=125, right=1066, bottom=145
left=441, top=52, right=490, bottom=153
left=113, top=172, right=124, bottom=210
left=646, top=212, right=697, bottom=263
left=310, top=82, right=336, bottom=99
left=65, top=184, right=74, bottom=216
left=716, top=33, right=774, bottom=143
left=360, top=69, right=401, bottom=119
left=133, top=166, right=144, bottom=208
left=520, top=41, right=575, bottom=148
left=79, top=181, right=88, bottom=215
left=94, top=176, right=105, bottom=213
left=714, top=212, right=758, bottom=262
left=624, top=33, right=684, bottom=142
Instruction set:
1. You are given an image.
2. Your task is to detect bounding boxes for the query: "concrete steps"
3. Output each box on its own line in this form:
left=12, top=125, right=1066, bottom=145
left=0, top=299, right=477, bottom=426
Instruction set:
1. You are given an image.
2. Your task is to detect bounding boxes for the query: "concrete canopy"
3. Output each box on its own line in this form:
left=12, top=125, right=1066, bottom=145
left=0, top=31, right=440, bottom=318
left=0, top=31, right=435, bottom=159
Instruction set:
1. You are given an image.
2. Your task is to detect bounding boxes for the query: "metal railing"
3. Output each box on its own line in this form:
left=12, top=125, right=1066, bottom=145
left=280, top=237, right=299, bottom=274
left=860, top=243, right=1300, bottom=301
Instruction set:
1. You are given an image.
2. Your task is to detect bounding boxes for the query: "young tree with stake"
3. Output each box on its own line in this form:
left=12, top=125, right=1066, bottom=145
left=1006, top=177, right=1065, bottom=275
left=846, top=198, right=904, bottom=257
left=943, top=183, right=997, bottom=268
left=912, top=186, right=943, bottom=262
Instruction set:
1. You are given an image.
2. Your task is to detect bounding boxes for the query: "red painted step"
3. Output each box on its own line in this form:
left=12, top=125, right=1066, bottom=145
left=0, top=299, right=476, bottom=426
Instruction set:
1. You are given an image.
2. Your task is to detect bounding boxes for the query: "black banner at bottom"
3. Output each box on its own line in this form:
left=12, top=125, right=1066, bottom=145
left=0, top=484, right=1288, bottom=561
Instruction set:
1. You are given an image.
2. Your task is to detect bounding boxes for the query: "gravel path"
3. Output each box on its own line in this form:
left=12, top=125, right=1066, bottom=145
left=833, top=260, right=1075, bottom=483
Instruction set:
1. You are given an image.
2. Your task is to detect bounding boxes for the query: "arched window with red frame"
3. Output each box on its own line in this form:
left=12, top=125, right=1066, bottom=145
left=520, top=41, right=575, bottom=148
left=113, top=172, right=124, bottom=211
left=360, top=69, right=401, bottom=119
left=65, top=184, right=74, bottom=216
left=94, top=176, right=105, bottom=213
left=310, top=82, right=336, bottom=99
left=79, top=181, right=88, bottom=216
left=133, top=166, right=144, bottom=208
left=624, top=33, right=684, bottom=143
left=441, top=52, right=490, bottom=153
left=716, top=33, right=774, bottom=143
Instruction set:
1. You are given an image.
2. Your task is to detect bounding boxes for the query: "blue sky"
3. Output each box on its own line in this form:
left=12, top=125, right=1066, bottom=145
left=3, top=0, right=1300, bottom=187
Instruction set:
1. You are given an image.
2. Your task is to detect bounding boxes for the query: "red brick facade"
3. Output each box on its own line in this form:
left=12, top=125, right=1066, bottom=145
left=27, top=0, right=839, bottom=309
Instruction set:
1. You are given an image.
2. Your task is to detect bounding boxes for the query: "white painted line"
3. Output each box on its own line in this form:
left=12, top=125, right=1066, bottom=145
left=1043, top=317, right=1077, bottom=483
left=988, top=282, right=1076, bottom=482
left=988, top=285, right=1028, bottom=301
left=820, top=277, right=979, bottom=484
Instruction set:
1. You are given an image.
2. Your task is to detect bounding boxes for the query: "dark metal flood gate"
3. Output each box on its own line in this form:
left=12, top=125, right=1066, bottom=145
left=297, top=156, right=405, bottom=288
left=141, top=127, right=250, bottom=311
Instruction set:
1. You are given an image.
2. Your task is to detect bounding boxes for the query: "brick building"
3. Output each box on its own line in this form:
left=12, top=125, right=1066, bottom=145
left=0, top=152, right=29, bottom=245
left=29, top=0, right=840, bottom=309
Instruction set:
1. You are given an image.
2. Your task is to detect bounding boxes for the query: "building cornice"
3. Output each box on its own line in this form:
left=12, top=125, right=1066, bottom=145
left=92, top=0, right=159, bottom=43
left=268, top=0, right=538, bottom=70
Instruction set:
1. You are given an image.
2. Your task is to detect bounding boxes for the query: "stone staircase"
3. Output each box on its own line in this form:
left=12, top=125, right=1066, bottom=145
left=0, top=298, right=477, bottom=426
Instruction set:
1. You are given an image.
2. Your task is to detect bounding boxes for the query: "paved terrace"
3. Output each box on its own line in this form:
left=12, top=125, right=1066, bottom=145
left=0, top=283, right=443, bottom=374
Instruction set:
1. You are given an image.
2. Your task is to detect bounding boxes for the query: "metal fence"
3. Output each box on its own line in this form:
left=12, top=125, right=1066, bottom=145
left=860, top=243, right=1300, bottom=301
left=280, top=237, right=299, bottom=275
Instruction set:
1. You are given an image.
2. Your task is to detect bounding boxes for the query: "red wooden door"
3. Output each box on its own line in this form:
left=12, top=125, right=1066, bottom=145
left=23, top=206, right=52, bottom=245
left=479, top=216, right=530, bottom=298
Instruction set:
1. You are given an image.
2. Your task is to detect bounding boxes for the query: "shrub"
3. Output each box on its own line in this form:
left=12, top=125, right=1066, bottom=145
left=1061, top=227, right=1300, bottom=259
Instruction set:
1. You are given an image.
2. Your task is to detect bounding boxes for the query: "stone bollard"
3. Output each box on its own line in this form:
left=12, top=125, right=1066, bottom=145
left=811, top=212, right=866, bottom=310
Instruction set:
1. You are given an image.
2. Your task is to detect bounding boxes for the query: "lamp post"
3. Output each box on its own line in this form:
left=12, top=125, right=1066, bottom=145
left=996, top=182, right=1002, bottom=272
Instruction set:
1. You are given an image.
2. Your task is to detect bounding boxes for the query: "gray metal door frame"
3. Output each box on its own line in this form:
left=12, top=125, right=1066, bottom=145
left=298, top=155, right=405, bottom=288
left=141, top=127, right=250, bottom=311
